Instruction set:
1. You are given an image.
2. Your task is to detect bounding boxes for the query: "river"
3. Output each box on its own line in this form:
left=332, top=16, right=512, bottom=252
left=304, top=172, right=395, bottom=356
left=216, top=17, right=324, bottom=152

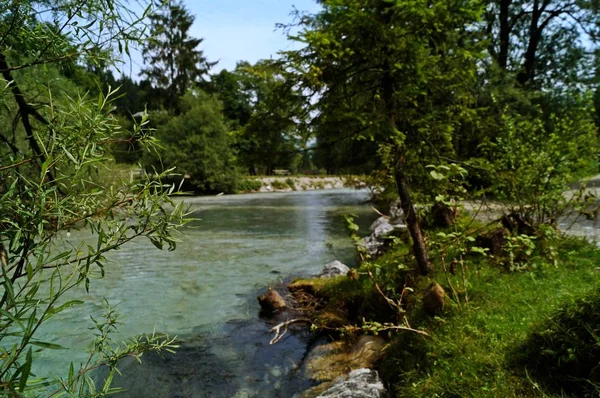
left=34, top=189, right=377, bottom=397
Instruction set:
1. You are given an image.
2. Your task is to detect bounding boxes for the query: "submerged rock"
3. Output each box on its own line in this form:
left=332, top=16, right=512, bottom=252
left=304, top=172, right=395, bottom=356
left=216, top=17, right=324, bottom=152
left=305, top=336, right=386, bottom=385
left=316, top=369, right=386, bottom=398
left=319, top=260, right=350, bottom=278
left=257, top=289, right=287, bottom=313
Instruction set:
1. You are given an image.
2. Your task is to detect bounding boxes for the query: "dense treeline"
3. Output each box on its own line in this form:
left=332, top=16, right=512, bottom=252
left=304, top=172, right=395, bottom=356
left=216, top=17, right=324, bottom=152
left=103, top=0, right=599, bottom=199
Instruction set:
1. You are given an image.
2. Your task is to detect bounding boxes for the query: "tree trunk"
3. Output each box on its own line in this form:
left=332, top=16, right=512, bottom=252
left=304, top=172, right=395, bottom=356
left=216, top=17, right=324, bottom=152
left=377, top=2, right=432, bottom=276
left=517, top=0, right=542, bottom=85
left=379, top=37, right=432, bottom=275
left=498, top=0, right=511, bottom=69
left=394, top=160, right=433, bottom=276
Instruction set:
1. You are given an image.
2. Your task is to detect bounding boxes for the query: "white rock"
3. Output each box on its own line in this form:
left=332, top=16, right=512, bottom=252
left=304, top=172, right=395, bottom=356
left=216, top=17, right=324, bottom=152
left=316, top=369, right=386, bottom=398
left=319, top=260, right=350, bottom=278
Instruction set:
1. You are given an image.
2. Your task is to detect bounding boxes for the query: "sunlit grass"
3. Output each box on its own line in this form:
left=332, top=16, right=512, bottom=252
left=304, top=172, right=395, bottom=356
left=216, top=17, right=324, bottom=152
left=381, top=237, right=600, bottom=397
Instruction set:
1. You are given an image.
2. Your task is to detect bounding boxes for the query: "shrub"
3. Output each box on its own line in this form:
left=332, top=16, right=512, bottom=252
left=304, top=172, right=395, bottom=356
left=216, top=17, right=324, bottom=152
left=517, top=288, right=600, bottom=396
left=486, top=100, right=598, bottom=226
left=237, top=179, right=263, bottom=192
left=285, top=177, right=297, bottom=191
left=271, top=179, right=288, bottom=190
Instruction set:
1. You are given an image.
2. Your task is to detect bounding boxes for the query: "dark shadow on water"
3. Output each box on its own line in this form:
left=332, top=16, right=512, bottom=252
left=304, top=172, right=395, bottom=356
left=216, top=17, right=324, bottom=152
left=96, top=316, right=317, bottom=397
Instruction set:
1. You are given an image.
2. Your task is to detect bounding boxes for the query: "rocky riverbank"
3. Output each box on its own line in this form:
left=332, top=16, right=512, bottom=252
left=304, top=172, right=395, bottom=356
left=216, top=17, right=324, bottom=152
left=256, top=205, right=406, bottom=397
left=245, top=176, right=363, bottom=193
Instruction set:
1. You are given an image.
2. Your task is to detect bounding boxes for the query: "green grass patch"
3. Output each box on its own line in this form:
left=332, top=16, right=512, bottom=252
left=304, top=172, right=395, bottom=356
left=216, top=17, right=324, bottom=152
left=379, top=237, right=600, bottom=397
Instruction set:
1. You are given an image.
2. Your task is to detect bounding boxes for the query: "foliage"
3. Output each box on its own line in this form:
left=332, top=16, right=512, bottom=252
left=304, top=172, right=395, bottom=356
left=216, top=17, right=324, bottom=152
left=236, top=178, right=262, bottom=193
left=486, top=99, right=598, bottom=225
left=232, top=61, right=305, bottom=175
left=270, top=179, right=288, bottom=190
left=206, top=66, right=253, bottom=129
left=280, top=0, right=486, bottom=275
left=484, top=0, right=600, bottom=88
left=144, top=91, right=239, bottom=194
left=0, top=0, right=188, bottom=394
left=285, top=177, right=297, bottom=191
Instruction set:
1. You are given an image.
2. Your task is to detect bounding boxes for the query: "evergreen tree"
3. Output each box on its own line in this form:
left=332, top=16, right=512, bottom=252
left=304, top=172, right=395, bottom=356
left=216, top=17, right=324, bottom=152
left=141, top=1, right=214, bottom=111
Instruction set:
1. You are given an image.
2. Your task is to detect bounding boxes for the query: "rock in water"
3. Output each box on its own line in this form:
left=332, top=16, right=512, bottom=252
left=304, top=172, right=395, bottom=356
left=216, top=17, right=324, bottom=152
left=257, top=289, right=287, bottom=313
left=423, top=282, right=446, bottom=315
left=319, top=260, right=350, bottom=278
left=316, top=369, right=386, bottom=398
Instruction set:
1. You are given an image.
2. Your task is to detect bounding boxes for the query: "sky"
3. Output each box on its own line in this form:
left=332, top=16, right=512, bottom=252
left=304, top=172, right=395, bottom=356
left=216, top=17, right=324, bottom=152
left=122, top=0, right=321, bottom=78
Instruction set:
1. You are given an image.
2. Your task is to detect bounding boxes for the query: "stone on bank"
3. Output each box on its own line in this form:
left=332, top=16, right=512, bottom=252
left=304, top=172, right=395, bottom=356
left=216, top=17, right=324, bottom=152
left=316, top=369, right=386, bottom=398
left=319, top=260, right=350, bottom=278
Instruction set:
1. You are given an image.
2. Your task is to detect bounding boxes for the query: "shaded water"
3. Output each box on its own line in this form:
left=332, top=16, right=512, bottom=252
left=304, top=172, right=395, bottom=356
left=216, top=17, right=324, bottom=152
left=34, top=189, right=377, bottom=397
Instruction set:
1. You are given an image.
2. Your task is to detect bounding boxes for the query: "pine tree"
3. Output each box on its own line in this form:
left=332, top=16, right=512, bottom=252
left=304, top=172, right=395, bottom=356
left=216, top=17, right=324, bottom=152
left=141, top=1, right=214, bottom=111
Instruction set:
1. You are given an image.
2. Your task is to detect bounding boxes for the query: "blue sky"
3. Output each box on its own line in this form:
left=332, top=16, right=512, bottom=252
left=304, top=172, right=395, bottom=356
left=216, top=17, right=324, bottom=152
left=123, top=0, right=321, bottom=77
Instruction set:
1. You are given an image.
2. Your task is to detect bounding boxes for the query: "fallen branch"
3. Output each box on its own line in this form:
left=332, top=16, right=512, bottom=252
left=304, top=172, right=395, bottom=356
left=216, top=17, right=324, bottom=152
left=368, top=325, right=430, bottom=337
left=269, top=318, right=311, bottom=345
left=327, top=323, right=431, bottom=338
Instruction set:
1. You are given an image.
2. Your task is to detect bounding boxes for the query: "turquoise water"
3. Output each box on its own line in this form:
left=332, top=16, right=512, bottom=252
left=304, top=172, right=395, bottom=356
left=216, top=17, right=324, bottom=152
left=34, top=189, right=377, bottom=397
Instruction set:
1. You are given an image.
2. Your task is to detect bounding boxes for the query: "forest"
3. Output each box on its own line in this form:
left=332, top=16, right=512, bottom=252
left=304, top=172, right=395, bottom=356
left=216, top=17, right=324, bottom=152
left=1, top=0, right=600, bottom=396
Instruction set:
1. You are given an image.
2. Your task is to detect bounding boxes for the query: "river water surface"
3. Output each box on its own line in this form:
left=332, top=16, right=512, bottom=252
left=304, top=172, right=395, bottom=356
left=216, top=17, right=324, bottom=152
left=35, top=189, right=377, bottom=397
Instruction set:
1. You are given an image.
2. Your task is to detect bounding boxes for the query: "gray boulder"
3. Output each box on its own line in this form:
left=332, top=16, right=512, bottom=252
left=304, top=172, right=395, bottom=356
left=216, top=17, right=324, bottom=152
left=370, top=218, right=395, bottom=238
left=359, top=234, right=385, bottom=258
left=319, top=260, right=350, bottom=278
left=316, top=369, right=386, bottom=398
left=368, top=216, right=391, bottom=233
left=389, top=199, right=404, bottom=224
left=360, top=216, right=407, bottom=258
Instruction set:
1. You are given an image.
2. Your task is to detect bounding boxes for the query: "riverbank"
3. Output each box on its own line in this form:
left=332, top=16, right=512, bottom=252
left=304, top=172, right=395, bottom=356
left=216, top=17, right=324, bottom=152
left=239, top=176, right=361, bottom=193
left=281, top=204, right=600, bottom=397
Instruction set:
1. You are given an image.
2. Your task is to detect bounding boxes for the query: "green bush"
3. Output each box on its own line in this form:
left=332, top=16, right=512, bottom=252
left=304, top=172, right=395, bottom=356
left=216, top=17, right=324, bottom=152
left=237, top=179, right=262, bottom=192
left=271, top=179, right=288, bottom=190
left=517, top=287, right=600, bottom=396
left=143, top=92, right=239, bottom=194
left=485, top=100, right=598, bottom=225
left=285, top=177, right=297, bottom=191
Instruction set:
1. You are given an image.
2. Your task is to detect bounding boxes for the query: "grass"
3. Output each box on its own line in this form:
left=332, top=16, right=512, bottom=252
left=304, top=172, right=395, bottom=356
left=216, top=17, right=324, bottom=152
left=378, top=237, right=600, bottom=397
left=291, top=222, right=600, bottom=397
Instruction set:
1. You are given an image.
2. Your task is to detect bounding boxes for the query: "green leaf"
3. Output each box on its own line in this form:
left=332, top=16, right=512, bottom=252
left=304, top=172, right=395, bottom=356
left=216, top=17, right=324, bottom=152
left=45, top=300, right=85, bottom=320
left=18, top=347, right=32, bottom=392
left=430, top=170, right=445, bottom=180
left=30, top=340, right=66, bottom=350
